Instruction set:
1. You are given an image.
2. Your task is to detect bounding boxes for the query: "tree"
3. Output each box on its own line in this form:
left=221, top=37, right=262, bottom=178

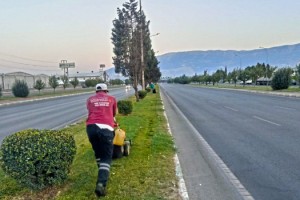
left=145, top=49, right=161, bottom=84
left=49, top=75, right=59, bottom=92
left=231, top=68, right=239, bottom=87
left=34, top=79, right=46, bottom=94
left=125, top=79, right=132, bottom=85
left=296, top=64, right=300, bottom=88
left=61, top=76, right=69, bottom=90
left=110, top=79, right=124, bottom=85
left=238, top=68, right=250, bottom=87
left=112, top=0, right=156, bottom=101
left=70, top=77, right=79, bottom=89
left=271, top=68, right=292, bottom=90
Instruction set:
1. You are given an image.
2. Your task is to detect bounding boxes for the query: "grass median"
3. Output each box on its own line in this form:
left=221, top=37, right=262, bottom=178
left=0, top=87, right=179, bottom=199
left=191, top=83, right=300, bottom=92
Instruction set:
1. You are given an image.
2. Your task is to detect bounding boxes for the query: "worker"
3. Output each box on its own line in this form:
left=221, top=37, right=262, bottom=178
left=86, top=83, right=117, bottom=197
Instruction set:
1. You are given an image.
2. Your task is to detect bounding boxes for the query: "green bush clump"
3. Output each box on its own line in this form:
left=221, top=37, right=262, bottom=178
left=145, top=87, right=151, bottom=93
left=271, top=68, right=291, bottom=90
left=12, top=80, right=29, bottom=97
left=0, top=129, right=76, bottom=190
left=138, top=90, right=147, bottom=99
left=85, top=78, right=104, bottom=87
left=118, top=100, right=133, bottom=115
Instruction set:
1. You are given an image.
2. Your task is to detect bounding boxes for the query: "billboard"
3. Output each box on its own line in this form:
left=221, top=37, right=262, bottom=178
left=59, top=62, right=75, bottom=68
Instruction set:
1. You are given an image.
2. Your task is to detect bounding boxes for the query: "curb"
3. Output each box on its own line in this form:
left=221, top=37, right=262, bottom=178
left=160, top=90, right=189, bottom=200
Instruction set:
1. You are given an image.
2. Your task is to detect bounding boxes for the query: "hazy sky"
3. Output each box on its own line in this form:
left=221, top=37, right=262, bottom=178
left=1, top=0, right=300, bottom=75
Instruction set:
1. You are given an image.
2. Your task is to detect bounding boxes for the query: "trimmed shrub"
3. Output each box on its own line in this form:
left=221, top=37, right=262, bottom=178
left=271, top=68, right=291, bottom=90
left=145, top=87, right=151, bottom=93
left=138, top=90, right=147, bottom=99
left=118, top=100, right=133, bottom=115
left=12, top=80, right=29, bottom=97
left=0, top=129, right=76, bottom=190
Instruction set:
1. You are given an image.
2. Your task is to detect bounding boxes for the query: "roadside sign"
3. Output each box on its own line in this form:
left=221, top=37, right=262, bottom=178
left=59, top=62, right=75, bottom=68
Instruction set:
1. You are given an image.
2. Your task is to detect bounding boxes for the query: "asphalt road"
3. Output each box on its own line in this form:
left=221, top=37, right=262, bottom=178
left=160, top=83, right=300, bottom=200
left=0, top=87, right=134, bottom=143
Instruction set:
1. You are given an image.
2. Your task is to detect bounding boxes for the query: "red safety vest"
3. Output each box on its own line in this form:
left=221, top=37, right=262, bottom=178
left=86, top=92, right=117, bottom=128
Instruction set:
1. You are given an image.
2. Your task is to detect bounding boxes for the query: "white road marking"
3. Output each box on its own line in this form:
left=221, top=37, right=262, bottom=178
left=253, top=116, right=281, bottom=126
left=224, top=106, right=239, bottom=112
left=275, top=106, right=296, bottom=111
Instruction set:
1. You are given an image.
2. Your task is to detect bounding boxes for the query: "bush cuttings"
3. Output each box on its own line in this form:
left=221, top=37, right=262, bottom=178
left=271, top=68, right=292, bottom=90
left=12, top=80, right=30, bottom=97
left=138, top=90, right=147, bottom=99
left=0, top=129, right=76, bottom=190
left=117, top=100, right=133, bottom=115
left=145, top=87, right=151, bottom=93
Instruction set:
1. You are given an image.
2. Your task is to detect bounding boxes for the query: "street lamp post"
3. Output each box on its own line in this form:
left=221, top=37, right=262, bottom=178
left=139, top=0, right=145, bottom=90
left=259, top=46, right=269, bottom=85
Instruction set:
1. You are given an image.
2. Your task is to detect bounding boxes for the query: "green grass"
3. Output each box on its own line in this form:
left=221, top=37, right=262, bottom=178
left=0, top=87, right=179, bottom=199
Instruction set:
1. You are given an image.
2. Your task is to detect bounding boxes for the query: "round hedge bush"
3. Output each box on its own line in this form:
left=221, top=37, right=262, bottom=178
left=12, top=80, right=29, bottom=97
left=118, top=100, right=133, bottom=115
left=138, top=90, right=147, bottom=99
left=145, top=87, right=151, bottom=93
left=0, top=129, right=76, bottom=190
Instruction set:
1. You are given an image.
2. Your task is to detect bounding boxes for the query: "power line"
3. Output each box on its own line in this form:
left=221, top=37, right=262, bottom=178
left=0, top=58, right=57, bottom=68
left=0, top=64, right=59, bottom=72
left=0, top=52, right=57, bottom=63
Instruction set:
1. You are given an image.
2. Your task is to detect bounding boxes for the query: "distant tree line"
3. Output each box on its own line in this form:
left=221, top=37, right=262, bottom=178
left=168, top=63, right=300, bottom=90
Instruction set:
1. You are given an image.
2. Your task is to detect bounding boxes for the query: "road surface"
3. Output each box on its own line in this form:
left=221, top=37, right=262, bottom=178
left=160, top=83, right=300, bottom=200
left=0, top=87, right=134, bottom=143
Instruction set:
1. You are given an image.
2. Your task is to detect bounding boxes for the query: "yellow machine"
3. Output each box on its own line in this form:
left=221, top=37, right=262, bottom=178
left=113, top=127, right=131, bottom=158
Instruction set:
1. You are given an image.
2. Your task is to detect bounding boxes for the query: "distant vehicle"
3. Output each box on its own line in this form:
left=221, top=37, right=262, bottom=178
left=246, top=80, right=253, bottom=85
left=125, top=85, right=131, bottom=89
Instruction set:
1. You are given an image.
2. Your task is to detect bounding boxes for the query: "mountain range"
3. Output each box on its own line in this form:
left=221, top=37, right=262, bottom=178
left=156, top=43, right=300, bottom=77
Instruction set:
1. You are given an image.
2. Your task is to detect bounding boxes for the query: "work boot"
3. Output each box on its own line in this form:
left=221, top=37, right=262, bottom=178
left=95, top=183, right=106, bottom=197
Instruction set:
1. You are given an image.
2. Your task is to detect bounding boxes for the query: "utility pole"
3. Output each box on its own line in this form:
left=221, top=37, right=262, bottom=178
left=140, top=0, right=145, bottom=90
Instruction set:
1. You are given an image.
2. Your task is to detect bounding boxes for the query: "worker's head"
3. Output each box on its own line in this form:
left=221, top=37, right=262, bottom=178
left=95, top=83, right=108, bottom=93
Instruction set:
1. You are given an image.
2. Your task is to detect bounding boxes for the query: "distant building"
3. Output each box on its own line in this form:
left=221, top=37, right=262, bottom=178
left=68, top=71, right=110, bottom=84
left=256, top=77, right=272, bottom=85
left=0, top=72, right=49, bottom=90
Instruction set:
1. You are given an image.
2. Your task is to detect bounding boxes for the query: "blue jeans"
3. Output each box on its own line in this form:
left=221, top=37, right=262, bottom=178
left=86, top=124, right=114, bottom=186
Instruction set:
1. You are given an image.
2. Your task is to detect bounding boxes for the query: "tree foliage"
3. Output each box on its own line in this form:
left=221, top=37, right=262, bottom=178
left=49, top=76, right=59, bottom=92
left=12, top=80, right=29, bottom=97
left=296, top=64, right=300, bottom=88
left=271, top=68, right=292, bottom=90
left=61, top=76, right=69, bottom=90
left=34, top=79, right=46, bottom=94
left=145, top=49, right=161, bottom=84
left=70, top=77, right=79, bottom=89
left=111, top=0, right=160, bottom=101
left=110, top=79, right=124, bottom=85
left=85, top=79, right=103, bottom=88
